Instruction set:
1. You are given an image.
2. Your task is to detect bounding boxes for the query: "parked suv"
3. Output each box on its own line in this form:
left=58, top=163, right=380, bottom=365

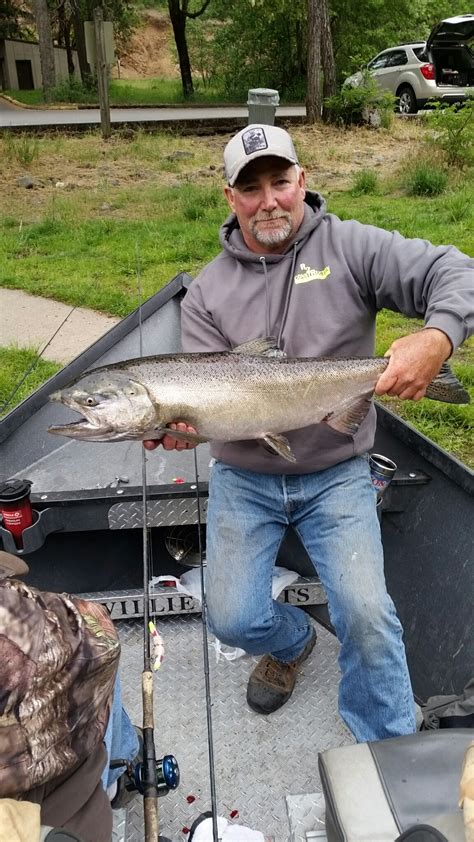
left=343, top=15, right=474, bottom=114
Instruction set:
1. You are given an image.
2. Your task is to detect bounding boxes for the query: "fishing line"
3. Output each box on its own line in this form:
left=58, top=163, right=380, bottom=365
left=136, top=242, right=160, bottom=840
left=137, top=243, right=152, bottom=667
left=193, top=448, right=220, bottom=842
left=0, top=305, right=78, bottom=415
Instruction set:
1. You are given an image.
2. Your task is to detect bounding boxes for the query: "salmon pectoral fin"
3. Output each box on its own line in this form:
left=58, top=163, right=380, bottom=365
left=162, top=427, right=208, bottom=444
left=262, top=432, right=297, bottom=462
left=425, top=362, right=470, bottom=404
left=323, top=393, right=373, bottom=436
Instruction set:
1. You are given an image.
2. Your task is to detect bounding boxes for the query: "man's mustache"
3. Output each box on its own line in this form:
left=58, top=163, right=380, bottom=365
left=253, top=212, right=291, bottom=222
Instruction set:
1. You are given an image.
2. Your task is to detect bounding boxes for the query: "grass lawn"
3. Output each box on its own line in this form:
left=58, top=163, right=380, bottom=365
left=0, top=346, right=62, bottom=416
left=0, top=124, right=472, bottom=465
left=5, top=78, right=250, bottom=108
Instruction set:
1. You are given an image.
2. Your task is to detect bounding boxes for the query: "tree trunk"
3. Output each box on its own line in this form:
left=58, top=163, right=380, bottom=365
left=64, top=18, right=76, bottom=77
left=71, top=2, right=92, bottom=87
left=306, top=0, right=323, bottom=123
left=321, top=0, right=336, bottom=120
left=168, top=0, right=194, bottom=98
left=33, top=0, right=56, bottom=101
left=57, top=1, right=75, bottom=76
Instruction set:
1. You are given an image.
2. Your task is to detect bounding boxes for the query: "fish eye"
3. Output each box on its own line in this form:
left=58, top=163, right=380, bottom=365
left=75, top=393, right=101, bottom=407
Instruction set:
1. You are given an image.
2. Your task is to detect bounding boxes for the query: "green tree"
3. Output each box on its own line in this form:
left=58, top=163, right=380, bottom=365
left=192, top=0, right=307, bottom=100
left=168, top=0, right=211, bottom=98
left=0, top=0, right=29, bottom=39
left=64, top=0, right=138, bottom=87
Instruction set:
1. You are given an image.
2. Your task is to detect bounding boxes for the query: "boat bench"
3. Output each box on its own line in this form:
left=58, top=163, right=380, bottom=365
left=318, top=728, right=472, bottom=841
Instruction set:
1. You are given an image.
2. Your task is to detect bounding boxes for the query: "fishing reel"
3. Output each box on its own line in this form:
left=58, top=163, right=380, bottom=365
left=133, top=753, right=180, bottom=798
left=111, top=754, right=180, bottom=800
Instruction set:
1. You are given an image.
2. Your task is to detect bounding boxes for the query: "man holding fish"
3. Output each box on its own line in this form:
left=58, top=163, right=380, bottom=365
left=142, top=124, right=474, bottom=741
left=51, top=124, right=472, bottom=742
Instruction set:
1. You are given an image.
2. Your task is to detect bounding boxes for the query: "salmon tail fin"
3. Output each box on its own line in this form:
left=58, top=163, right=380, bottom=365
left=324, top=393, right=374, bottom=436
left=425, top=363, right=470, bottom=404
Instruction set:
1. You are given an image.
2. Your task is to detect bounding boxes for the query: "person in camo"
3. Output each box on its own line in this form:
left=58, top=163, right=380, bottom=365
left=0, top=551, right=139, bottom=842
left=145, top=124, right=474, bottom=742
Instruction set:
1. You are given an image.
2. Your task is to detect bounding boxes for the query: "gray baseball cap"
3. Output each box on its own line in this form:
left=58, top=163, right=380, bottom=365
left=224, top=124, right=299, bottom=187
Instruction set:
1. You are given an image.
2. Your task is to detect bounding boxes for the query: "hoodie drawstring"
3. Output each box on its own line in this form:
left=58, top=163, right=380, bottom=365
left=260, top=256, right=271, bottom=339
left=260, top=244, right=298, bottom=350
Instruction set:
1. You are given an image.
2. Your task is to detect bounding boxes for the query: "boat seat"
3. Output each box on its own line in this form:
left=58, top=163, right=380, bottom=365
left=318, top=728, right=472, bottom=841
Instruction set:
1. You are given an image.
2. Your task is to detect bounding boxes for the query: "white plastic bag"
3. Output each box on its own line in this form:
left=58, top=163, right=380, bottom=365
left=191, top=816, right=265, bottom=842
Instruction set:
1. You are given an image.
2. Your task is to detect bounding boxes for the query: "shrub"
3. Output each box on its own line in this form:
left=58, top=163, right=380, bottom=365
left=350, top=169, right=379, bottom=196
left=2, top=132, right=39, bottom=165
left=405, top=162, right=448, bottom=196
left=52, top=76, right=95, bottom=104
left=425, top=98, right=474, bottom=169
left=325, top=72, right=396, bottom=128
left=443, top=188, right=473, bottom=223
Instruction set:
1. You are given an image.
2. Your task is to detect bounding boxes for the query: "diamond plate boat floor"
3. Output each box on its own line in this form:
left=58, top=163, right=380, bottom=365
left=115, top=616, right=352, bottom=842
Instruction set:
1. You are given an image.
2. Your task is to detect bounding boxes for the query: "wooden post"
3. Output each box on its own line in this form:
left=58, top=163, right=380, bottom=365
left=93, top=7, right=111, bottom=139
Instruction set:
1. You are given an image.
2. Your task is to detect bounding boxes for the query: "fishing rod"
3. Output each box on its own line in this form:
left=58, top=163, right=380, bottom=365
left=136, top=249, right=160, bottom=841
left=193, top=448, right=220, bottom=842
left=134, top=260, right=219, bottom=838
left=108, top=253, right=180, bottom=840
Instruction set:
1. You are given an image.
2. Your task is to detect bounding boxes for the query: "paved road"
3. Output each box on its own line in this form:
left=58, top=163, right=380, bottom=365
left=0, top=97, right=306, bottom=129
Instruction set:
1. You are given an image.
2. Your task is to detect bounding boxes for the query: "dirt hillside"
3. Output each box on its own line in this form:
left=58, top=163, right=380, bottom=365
left=113, top=9, right=179, bottom=79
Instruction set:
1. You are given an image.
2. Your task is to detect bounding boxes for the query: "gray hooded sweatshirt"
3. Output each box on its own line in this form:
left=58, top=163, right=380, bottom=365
left=181, top=191, right=473, bottom=474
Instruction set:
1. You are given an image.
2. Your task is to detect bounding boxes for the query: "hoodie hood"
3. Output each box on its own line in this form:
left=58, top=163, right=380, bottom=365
left=219, top=190, right=327, bottom=263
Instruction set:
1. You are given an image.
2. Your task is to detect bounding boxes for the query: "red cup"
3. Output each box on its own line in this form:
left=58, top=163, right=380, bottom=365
left=0, top=479, right=34, bottom=550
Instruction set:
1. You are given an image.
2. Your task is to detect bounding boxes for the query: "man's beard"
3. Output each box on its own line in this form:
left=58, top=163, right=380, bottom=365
left=250, top=212, right=293, bottom=246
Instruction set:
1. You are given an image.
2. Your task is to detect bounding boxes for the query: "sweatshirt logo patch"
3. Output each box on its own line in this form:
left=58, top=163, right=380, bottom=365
left=294, top=263, right=331, bottom=284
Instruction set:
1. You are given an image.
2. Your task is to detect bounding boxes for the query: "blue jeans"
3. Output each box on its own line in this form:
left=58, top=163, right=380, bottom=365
left=206, top=456, right=416, bottom=742
left=102, top=674, right=140, bottom=789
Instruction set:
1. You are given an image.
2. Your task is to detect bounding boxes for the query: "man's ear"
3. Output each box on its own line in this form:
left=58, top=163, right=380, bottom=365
left=298, top=167, right=306, bottom=195
left=224, top=185, right=236, bottom=212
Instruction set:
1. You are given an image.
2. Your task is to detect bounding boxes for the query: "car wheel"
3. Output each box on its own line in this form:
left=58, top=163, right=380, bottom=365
left=397, top=86, right=418, bottom=114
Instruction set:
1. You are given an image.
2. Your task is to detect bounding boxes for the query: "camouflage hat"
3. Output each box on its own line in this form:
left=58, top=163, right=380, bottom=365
left=0, top=550, right=29, bottom=579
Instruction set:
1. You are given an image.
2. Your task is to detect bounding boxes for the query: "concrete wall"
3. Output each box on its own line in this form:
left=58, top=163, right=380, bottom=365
left=0, top=39, right=80, bottom=90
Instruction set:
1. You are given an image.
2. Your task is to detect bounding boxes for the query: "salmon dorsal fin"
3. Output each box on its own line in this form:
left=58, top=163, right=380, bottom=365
left=324, top=392, right=374, bottom=436
left=232, top=337, right=286, bottom=357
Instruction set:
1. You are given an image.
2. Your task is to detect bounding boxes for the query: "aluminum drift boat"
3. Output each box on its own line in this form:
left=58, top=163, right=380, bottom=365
left=0, top=272, right=473, bottom=841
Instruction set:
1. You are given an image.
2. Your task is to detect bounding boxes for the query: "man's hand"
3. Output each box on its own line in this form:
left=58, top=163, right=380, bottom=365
left=375, top=328, right=452, bottom=401
left=143, top=422, right=198, bottom=452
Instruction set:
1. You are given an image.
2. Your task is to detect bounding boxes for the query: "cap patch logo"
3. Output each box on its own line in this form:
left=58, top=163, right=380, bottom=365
left=242, top=127, right=268, bottom=156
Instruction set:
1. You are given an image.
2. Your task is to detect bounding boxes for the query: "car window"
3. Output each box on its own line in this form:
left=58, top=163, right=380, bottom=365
left=368, top=53, right=390, bottom=70
left=384, top=50, right=408, bottom=67
left=412, top=46, right=426, bottom=60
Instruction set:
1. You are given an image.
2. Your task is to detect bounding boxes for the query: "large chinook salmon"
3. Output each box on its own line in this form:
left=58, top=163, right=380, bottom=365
left=49, top=338, right=470, bottom=463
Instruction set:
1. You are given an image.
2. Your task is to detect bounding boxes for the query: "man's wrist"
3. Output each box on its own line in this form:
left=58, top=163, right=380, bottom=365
left=422, top=327, right=453, bottom=360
